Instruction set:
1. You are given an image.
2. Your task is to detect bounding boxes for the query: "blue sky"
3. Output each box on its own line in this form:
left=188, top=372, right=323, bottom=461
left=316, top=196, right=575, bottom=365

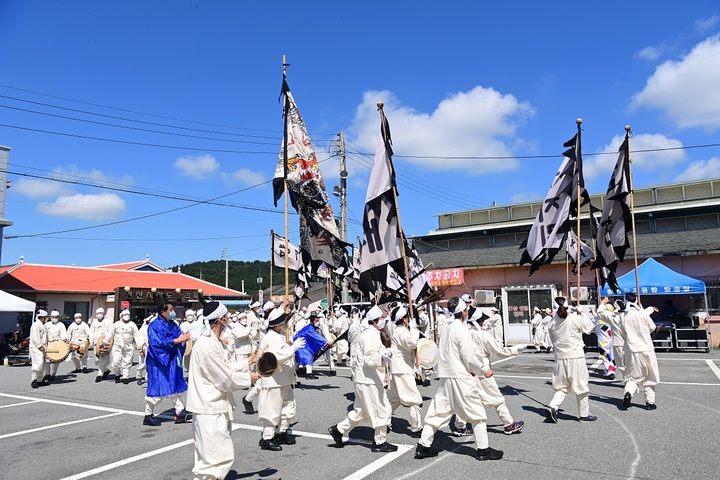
left=1, top=1, right=719, bottom=269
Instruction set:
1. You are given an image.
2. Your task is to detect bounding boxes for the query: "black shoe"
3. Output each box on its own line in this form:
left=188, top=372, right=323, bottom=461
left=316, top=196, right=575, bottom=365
left=579, top=415, right=597, bottom=422
left=645, top=402, right=657, bottom=410
left=174, top=410, right=193, bottom=424
left=115, top=376, right=121, bottom=383
left=409, top=429, right=422, bottom=438
left=547, top=407, right=558, bottom=423
left=31, top=380, right=39, bottom=388
left=143, top=415, right=161, bottom=427
left=423, top=379, right=431, bottom=387
left=371, top=442, right=398, bottom=453
left=623, top=392, right=632, bottom=408
left=102, top=370, right=110, bottom=379
left=415, top=376, right=423, bottom=386
left=274, top=431, right=296, bottom=445
left=327, top=370, right=337, bottom=376
left=82, top=367, right=89, bottom=373
left=476, top=447, right=503, bottom=461
left=328, top=425, right=344, bottom=447
left=49, top=375, right=56, bottom=380
left=38, top=380, right=50, bottom=386
left=259, top=438, right=282, bottom=451
left=415, top=443, right=439, bottom=459
left=94, top=376, right=102, bottom=383
left=242, top=395, right=255, bottom=414
left=306, top=374, right=318, bottom=380
left=71, top=369, right=81, bottom=374
left=123, top=378, right=129, bottom=385
left=43, top=374, right=51, bottom=381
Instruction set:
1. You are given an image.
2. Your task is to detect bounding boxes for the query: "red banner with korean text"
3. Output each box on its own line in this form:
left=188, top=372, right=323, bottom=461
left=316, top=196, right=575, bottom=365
left=426, top=268, right=464, bottom=287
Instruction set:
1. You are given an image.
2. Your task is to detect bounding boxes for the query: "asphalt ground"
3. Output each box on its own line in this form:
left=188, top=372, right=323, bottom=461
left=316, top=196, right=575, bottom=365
left=1, top=348, right=719, bottom=480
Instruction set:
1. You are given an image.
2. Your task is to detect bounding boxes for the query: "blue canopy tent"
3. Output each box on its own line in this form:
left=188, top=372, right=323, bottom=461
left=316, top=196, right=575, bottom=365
left=601, top=258, right=707, bottom=296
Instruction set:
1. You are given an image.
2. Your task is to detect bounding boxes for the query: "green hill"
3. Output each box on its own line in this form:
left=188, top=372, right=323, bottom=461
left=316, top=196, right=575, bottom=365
left=172, top=260, right=296, bottom=296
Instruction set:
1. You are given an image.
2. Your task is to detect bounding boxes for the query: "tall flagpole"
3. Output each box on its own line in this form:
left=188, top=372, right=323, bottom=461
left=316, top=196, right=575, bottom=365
left=282, top=55, right=290, bottom=302
left=575, top=118, right=583, bottom=307
left=377, top=102, right=415, bottom=320
left=270, top=229, right=274, bottom=295
left=626, top=125, right=641, bottom=305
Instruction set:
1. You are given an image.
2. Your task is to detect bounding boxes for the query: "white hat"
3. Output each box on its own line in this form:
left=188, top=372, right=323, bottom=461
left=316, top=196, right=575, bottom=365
left=238, top=311, right=247, bottom=319
left=96, top=307, right=105, bottom=314
left=203, top=302, right=228, bottom=322
left=263, top=301, right=275, bottom=311
left=36, top=309, right=48, bottom=318
left=393, top=306, right=408, bottom=324
left=250, top=301, right=261, bottom=309
left=74, top=313, right=82, bottom=319
left=453, top=299, right=467, bottom=314
left=461, top=294, right=472, bottom=303
left=120, top=309, right=130, bottom=316
left=267, top=307, right=289, bottom=327
left=50, top=310, right=60, bottom=317
left=185, top=309, right=196, bottom=317
left=365, top=305, right=383, bottom=322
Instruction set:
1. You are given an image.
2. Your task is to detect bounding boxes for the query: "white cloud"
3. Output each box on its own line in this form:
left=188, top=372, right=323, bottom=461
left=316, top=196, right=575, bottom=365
left=12, top=179, right=71, bottom=199
left=37, top=193, right=126, bottom=221
left=174, top=154, right=219, bottom=179
left=585, top=133, right=686, bottom=180
left=675, top=157, right=720, bottom=182
left=510, top=191, right=541, bottom=204
left=345, top=87, right=535, bottom=174
left=636, top=45, right=665, bottom=61
left=52, top=165, right=133, bottom=186
left=221, top=168, right=266, bottom=186
left=630, top=35, right=720, bottom=131
left=696, top=15, right=720, bottom=33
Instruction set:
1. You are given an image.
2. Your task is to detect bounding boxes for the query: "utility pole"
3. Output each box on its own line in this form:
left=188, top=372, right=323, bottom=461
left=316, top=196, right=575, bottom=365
left=224, top=247, right=229, bottom=288
left=338, top=131, right=349, bottom=303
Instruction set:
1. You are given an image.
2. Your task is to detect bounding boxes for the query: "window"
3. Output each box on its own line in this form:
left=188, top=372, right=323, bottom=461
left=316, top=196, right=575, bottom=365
left=705, top=282, right=720, bottom=315
left=64, top=301, right=90, bottom=320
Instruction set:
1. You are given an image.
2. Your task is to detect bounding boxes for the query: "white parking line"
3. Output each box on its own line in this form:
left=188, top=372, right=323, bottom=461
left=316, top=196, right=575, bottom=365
left=0, top=412, right=123, bottom=440
left=0, top=393, right=144, bottom=416
left=705, top=360, right=720, bottom=380
left=341, top=444, right=414, bottom=480
left=57, top=438, right=195, bottom=480
left=0, top=399, right=40, bottom=409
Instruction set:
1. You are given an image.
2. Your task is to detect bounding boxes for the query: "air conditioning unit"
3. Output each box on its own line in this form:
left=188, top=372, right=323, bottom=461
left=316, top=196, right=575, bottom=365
left=570, top=287, right=589, bottom=302
left=474, top=290, right=496, bottom=305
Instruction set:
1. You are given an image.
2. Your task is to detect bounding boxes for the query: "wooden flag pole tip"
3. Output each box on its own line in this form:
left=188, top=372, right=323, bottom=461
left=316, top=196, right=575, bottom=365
left=576, top=118, right=583, bottom=125
left=625, top=125, right=631, bottom=132
left=377, top=101, right=384, bottom=110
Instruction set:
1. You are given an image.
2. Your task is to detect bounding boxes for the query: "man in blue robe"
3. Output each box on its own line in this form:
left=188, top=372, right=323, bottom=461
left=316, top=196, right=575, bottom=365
left=143, top=298, right=193, bottom=426
left=294, top=313, right=332, bottom=379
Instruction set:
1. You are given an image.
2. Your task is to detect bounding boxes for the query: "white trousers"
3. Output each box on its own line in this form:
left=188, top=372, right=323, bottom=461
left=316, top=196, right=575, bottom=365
left=549, top=357, right=590, bottom=417
left=258, top=385, right=296, bottom=440
left=71, top=350, right=89, bottom=370
left=30, top=347, right=46, bottom=381
left=613, top=345, right=626, bottom=374
left=145, top=394, right=185, bottom=416
left=94, top=351, right=111, bottom=377
left=624, top=350, right=660, bottom=404
left=111, top=345, right=135, bottom=378
left=387, top=373, right=423, bottom=431
left=192, top=412, right=233, bottom=480
left=136, top=352, right=146, bottom=379
left=337, top=382, right=391, bottom=444
left=419, top=378, right=490, bottom=450
left=476, top=376, right=514, bottom=426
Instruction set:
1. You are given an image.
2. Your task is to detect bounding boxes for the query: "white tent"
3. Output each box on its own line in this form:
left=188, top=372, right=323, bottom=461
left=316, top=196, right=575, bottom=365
left=0, top=290, right=36, bottom=312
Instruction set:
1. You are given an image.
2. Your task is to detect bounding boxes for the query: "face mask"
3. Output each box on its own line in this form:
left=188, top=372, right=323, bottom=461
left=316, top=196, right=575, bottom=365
left=96, top=314, right=104, bottom=320
left=75, top=318, right=82, bottom=324
left=51, top=318, right=59, bottom=324
left=377, top=319, right=386, bottom=330
left=169, top=311, right=177, bottom=321
left=239, top=318, right=247, bottom=326
left=122, top=315, right=130, bottom=322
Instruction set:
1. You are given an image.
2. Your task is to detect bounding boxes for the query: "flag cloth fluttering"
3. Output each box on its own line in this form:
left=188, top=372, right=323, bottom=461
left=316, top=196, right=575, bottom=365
left=592, top=131, right=633, bottom=291
left=271, top=233, right=301, bottom=272
left=358, top=109, right=409, bottom=300
left=274, top=79, right=348, bottom=274
left=566, top=228, right=594, bottom=275
left=520, top=126, right=589, bottom=274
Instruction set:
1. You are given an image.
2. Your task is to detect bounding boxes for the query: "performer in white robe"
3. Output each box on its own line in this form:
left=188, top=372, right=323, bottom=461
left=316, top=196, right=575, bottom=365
left=67, top=313, right=91, bottom=373
left=187, top=301, right=260, bottom=480
left=136, top=315, right=151, bottom=385
left=541, top=308, right=554, bottom=353
left=180, top=309, right=196, bottom=335
left=621, top=293, right=660, bottom=410
left=415, top=297, right=503, bottom=461
left=604, top=299, right=627, bottom=377
left=257, top=306, right=306, bottom=451
left=230, top=312, right=256, bottom=366
left=328, top=305, right=398, bottom=452
left=29, top=310, right=49, bottom=388
left=530, top=307, right=546, bottom=351
left=45, top=310, right=68, bottom=380
left=332, top=309, right=350, bottom=365
left=108, top=309, right=140, bottom=384
left=89, top=308, right=114, bottom=382
left=485, top=307, right=504, bottom=346
left=241, top=302, right=275, bottom=414
left=546, top=298, right=596, bottom=423
left=387, top=305, right=424, bottom=437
